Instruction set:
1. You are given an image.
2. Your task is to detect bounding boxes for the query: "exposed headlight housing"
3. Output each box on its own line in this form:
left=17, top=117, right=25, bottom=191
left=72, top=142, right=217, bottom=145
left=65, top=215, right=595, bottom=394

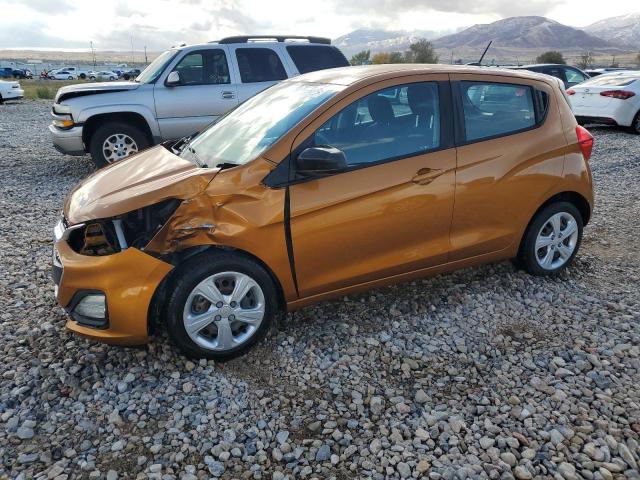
left=63, top=199, right=182, bottom=256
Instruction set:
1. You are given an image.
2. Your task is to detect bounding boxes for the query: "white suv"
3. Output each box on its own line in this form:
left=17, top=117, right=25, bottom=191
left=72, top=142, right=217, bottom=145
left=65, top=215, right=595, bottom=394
left=49, top=36, right=349, bottom=167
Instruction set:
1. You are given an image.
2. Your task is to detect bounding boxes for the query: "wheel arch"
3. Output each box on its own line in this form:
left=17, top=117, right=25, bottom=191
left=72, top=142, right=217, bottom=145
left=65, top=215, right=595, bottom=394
left=82, top=112, right=154, bottom=152
left=518, top=190, right=591, bottom=255
left=147, top=245, right=286, bottom=334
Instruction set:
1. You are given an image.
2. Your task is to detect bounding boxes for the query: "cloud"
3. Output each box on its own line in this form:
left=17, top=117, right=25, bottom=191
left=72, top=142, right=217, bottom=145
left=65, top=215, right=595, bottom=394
left=334, top=0, right=563, bottom=19
left=14, top=0, right=76, bottom=14
left=0, top=21, right=86, bottom=48
left=114, top=2, right=144, bottom=17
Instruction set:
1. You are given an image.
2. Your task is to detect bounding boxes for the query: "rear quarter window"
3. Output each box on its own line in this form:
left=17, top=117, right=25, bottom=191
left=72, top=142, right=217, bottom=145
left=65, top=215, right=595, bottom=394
left=460, top=81, right=545, bottom=142
left=286, top=45, right=349, bottom=74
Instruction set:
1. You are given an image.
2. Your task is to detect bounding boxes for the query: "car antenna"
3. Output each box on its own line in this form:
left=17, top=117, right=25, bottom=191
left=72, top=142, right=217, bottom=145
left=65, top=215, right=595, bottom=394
left=477, top=41, right=492, bottom=65
left=465, top=41, right=492, bottom=66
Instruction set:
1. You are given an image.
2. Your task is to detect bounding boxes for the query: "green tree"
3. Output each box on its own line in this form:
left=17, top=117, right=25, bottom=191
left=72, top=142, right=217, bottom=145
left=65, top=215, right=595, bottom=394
left=404, top=39, right=439, bottom=64
left=577, top=51, right=594, bottom=69
left=350, top=50, right=370, bottom=66
left=535, top=50, right=566, bottom=64
left=371, top=51, right=404, bottom=64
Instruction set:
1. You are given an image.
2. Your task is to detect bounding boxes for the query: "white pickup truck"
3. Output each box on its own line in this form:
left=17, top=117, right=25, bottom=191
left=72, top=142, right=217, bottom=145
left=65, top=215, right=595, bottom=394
left=49, top=66, right=92, bottom=80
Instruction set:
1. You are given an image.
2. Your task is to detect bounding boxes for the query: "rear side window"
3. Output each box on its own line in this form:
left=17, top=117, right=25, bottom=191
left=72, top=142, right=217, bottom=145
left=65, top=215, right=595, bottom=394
left=286, top=45, right=349, bottom=74
left=235, top=48, right=287, bottom=83
left=460, top=82, right=537, bottom=142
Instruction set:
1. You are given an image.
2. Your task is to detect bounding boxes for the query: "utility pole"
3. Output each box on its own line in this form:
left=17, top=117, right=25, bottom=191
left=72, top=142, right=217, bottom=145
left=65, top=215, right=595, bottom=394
left=144, top=45, right=148, bottom=64
left=130, top=36, right=134, bottom=65
left=90, top=41, right=96, bottom=68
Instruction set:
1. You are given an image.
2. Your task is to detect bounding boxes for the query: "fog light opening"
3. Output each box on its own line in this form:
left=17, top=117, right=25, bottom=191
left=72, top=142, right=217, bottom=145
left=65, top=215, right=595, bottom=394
left=70, top=292, right=108, bottom=328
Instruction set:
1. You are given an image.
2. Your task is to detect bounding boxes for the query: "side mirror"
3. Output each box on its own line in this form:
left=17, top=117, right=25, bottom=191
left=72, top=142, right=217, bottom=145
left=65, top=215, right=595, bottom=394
left=296, top=146, right=347, bottom=177
left=165, top=71, right=181, bottom=86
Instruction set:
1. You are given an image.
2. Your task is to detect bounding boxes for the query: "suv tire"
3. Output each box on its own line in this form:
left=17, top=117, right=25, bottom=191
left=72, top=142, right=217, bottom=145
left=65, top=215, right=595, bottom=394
left=518, top=201, right=583, bottom=276
left=165, top=251, right=278, bottom=361
left=89, top=122, right=149, bottom=168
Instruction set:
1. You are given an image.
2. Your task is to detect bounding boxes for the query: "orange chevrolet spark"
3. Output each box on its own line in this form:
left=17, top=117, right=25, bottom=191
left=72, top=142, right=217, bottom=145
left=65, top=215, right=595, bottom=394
left=52, top=65, right=594, bottom=360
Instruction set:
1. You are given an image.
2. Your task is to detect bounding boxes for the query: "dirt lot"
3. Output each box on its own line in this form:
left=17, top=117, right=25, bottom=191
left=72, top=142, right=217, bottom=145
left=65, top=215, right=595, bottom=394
left=0, top=100, right=638, bottom=479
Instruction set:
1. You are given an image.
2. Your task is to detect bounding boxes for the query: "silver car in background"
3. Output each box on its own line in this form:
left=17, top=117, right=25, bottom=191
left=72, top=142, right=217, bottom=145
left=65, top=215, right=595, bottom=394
left=49, top=35, right=349, bottom=167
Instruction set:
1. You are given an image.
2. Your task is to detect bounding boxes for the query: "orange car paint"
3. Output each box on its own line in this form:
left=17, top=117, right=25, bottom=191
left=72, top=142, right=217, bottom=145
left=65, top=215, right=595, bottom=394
left=54, top=64, right=593, bottom=345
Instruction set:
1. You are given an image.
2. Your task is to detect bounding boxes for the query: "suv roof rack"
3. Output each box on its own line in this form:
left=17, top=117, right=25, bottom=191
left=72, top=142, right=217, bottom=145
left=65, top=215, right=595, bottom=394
left=216, top=35, right=331, bottom=45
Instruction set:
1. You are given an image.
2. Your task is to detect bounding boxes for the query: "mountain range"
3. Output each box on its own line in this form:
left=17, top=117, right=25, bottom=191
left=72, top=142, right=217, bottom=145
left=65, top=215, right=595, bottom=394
left=335, top=14, right=640, bottom=59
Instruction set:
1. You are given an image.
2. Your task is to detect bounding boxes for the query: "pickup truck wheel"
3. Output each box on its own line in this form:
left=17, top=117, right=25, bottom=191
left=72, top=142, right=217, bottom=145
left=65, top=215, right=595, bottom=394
left=89, top=122, right=149, bottom=168
left=165, top=251, right=277, bottom=360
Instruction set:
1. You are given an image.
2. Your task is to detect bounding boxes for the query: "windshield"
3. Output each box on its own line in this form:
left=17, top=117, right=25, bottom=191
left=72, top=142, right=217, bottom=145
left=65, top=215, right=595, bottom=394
left=136, top=49, right=178, bottom=84
left=181, top=81, right=344, bottom=168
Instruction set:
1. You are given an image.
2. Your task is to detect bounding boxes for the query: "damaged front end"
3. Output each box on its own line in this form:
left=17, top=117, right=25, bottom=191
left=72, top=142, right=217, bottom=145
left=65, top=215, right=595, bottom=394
left=65, top=199, right=183, bottom=255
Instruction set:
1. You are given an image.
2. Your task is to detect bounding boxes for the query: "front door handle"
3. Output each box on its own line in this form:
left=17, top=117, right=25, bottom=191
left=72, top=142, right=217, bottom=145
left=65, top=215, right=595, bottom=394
left=412, top=168, right=444, bottom=185
left=221, top=91, right=235, bottom=99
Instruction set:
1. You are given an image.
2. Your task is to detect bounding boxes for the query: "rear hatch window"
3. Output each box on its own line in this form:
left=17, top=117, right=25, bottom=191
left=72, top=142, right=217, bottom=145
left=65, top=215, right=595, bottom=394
left=286, top=45, right=349, bottom=74
left=578, top=74, right=639, bottom=87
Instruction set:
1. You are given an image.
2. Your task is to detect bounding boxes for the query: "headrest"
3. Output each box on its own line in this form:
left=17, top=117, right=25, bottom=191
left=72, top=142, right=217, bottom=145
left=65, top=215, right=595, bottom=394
left=407, top=84, right=436, bottom=114
left=367, top=95, right=394, bottom=124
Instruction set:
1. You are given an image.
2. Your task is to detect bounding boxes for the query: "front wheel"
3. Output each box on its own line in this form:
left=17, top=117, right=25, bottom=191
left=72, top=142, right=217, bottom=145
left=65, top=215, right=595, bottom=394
left=67, top=76, right=73, bottom=80
left=518, top=202, right=583, bottom=276
left=88, top=122, right=149, bottom=168
left=165, top=252, right=278, bottom=360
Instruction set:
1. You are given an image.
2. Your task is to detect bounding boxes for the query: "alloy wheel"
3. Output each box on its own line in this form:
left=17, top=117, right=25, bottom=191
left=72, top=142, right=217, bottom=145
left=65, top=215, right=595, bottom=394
left=102, top=133, right=139, bottom=163
left=534, top=212, right=579, bottom=270
left=182, top=271, right=266, bottom=352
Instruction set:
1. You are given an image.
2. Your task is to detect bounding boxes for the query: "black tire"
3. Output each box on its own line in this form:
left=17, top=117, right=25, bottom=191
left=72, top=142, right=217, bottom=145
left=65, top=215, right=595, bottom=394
left=68, top=76, right=73, bottom=80
left=89, top=76, right=96, bottom=80
left=0, top=94, right=3, bottom=105
left=518, top=201, right=583, bottom=276
left=630, top=110, right=640, bottom=134
left=79, top=73, right=86, bottom=80
left=89, top=122, right=149, bottom=168
left=165, top=251, right=278, bottom=361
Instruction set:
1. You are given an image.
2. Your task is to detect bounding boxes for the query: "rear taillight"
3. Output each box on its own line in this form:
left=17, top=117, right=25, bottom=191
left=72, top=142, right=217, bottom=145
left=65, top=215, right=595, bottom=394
left=600, top=90, right=635, bottom=100
left=566, top=89, right=576, bottom=95
left=576, top=125, right=594, bottom=161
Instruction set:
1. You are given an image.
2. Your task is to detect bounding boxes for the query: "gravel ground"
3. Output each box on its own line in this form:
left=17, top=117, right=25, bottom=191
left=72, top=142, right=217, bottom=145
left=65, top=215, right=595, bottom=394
left=0, top=100, right=639, bottom=480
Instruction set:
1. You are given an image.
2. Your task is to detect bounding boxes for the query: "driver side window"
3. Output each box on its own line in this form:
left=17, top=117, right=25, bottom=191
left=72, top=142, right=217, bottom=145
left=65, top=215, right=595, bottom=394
left=172, top=49, right=230, bottom=85
left=310, top=82, right=440, bottom=167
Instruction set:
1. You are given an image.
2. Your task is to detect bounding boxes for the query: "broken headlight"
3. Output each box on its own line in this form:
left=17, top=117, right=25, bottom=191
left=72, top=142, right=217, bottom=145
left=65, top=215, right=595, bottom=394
left=66, top=199, right=181, bottom=256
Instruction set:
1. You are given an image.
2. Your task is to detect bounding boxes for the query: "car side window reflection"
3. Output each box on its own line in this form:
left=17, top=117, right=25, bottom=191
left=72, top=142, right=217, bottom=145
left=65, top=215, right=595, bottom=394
left=311, top=82, right=440, bottom=167
left=172, top=49, right=230, bottom=85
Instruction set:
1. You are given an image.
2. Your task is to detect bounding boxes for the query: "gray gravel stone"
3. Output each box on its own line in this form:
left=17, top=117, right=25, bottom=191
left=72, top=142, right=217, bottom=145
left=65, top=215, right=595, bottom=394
left=0, top=101, right=639, bottom=480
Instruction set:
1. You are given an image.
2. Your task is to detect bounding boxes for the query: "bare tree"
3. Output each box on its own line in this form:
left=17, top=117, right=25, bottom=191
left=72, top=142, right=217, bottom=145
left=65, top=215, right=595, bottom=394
left=577, top=51, right=594, bottom=70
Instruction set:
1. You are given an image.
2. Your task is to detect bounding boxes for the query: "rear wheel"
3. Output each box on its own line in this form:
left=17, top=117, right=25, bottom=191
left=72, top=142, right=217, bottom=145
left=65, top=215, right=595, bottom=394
left=518, top=202, right=583, bottom=276
left=89, top=122, right=149, bottom=168
left=67, top=76, right=73, bottom=80
left=630, top=110, right=640, bottom=134
left=165, top=252, right=278, bottom=360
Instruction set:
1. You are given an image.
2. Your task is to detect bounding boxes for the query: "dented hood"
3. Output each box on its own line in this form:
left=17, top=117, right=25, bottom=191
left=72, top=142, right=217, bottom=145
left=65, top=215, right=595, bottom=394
left=55, top=81, right=139, bottom=103
left=64, top=146, right=219, bottom=224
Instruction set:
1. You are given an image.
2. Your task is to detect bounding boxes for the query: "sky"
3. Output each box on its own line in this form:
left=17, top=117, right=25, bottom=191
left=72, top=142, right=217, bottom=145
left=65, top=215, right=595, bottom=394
left=0, top=0, right=637, bottom=51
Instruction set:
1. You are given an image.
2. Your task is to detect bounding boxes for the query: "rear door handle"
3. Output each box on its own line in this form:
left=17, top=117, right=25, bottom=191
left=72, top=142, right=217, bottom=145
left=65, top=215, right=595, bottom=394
left=412, top=168, right=444, bottom=185
left=221, top=91, right=235, bottom=99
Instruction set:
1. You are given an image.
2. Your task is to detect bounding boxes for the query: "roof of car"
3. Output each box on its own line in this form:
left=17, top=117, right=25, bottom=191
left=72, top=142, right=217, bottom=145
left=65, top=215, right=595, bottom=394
left=290, top=64, right=556, bottom=86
